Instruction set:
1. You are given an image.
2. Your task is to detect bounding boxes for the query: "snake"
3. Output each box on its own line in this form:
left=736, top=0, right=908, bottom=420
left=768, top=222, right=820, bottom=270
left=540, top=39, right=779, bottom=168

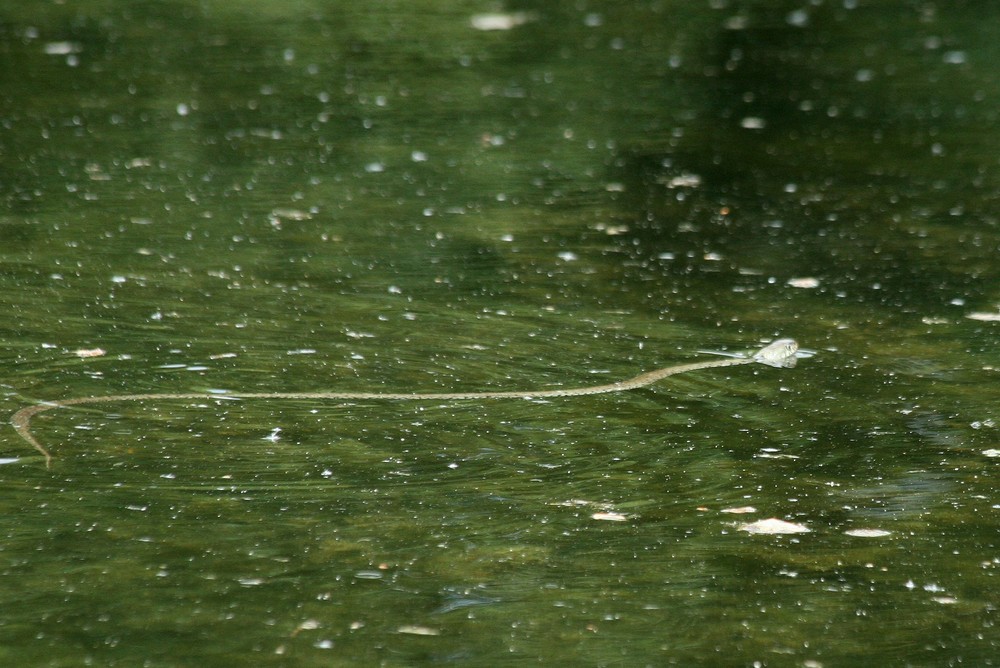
left=10, top=338, right=798, bottom=467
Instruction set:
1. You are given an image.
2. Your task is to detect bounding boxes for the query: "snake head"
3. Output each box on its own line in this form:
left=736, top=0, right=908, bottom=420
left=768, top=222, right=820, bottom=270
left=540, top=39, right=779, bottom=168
left=752, top=338, right=799, bottom=368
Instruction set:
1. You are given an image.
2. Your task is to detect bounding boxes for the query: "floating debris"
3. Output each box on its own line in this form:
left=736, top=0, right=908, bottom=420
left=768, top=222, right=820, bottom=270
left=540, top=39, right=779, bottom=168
left=73, top=348, right=106, bottom=358
left=270, top=208, right=312, bottom=221
left=755, top=449, right=801, bottom=460
left=470, top=12, right=532, bottom=31
left=354, top=570, right=383, bottom=580
left=721, top=506, right=757, bottom=515
left=591, top=512, right=629, bottom=522
left=966, top=311, right=1000, bottom=322
left=844, top=528, right=892, bottom=538
left=739, top=518, right=810, bottom=535
left=397, top=625, right=440, bottom=636
left=662, top=173, right=702, bottom=188
left=551, top=499, right=593, bottom=508
left=43, top=41, right=81, bottom=55
left=290, top=619, right=321, bottom=637
left=787, top=277, right=821, bottom=289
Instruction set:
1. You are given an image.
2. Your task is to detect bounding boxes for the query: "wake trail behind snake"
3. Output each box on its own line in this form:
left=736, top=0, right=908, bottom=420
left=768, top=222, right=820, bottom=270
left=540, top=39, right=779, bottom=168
left=10, top=339, right=799, bottom=467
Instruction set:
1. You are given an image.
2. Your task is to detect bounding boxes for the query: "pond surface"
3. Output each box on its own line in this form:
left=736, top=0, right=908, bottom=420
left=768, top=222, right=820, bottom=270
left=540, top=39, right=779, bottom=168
left=2, top=2, right=1000, bottom=665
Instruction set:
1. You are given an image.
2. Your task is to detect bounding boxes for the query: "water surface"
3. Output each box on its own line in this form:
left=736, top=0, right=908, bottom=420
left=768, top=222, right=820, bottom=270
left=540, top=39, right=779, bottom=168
left=2, top=2, right=1000, bottom=665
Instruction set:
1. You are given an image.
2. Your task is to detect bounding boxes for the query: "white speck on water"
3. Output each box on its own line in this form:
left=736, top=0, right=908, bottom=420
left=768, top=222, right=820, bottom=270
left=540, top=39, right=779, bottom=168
left=786, top=9, right=809, bottom=27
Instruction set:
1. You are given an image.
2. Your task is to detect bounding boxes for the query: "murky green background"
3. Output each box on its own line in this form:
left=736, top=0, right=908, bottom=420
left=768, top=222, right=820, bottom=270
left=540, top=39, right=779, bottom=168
left=2, top=1, right=999, bottom=665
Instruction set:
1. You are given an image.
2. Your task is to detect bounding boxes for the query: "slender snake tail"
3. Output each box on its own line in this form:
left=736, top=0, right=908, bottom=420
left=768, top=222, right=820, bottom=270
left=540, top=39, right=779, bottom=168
left=11, top=339, right=798, bottom=467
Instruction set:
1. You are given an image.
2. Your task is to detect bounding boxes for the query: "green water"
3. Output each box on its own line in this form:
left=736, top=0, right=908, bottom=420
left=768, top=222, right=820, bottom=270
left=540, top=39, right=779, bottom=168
left=3, top=2, right=1000, bottom=665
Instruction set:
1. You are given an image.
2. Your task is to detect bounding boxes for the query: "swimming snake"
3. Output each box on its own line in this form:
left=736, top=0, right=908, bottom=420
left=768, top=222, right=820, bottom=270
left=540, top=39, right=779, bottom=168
left=10, top=339, right=798, bottom=466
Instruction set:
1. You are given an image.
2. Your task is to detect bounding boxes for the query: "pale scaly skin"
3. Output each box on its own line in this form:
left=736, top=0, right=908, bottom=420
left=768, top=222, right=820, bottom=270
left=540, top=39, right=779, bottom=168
left=11, top=339, right=798, bottom=467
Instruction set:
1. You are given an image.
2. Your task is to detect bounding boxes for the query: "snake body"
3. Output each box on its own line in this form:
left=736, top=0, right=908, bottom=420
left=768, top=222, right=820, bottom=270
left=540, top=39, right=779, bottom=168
left=11, top=339, right=798, bottom=466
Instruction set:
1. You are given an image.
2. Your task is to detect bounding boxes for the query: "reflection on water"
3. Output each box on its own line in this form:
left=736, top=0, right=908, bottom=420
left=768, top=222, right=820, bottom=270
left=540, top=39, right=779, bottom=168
left=3, top=1, right=1000, bottom=664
